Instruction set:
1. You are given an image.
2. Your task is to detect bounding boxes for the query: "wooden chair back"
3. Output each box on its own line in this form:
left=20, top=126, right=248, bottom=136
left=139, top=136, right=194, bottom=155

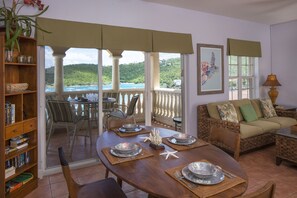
left=58, top=147, right=80, bottom=198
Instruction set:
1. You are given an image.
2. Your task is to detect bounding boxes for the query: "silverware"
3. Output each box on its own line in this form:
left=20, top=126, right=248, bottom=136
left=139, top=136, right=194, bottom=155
left=174, top=170, right=198, bottom=189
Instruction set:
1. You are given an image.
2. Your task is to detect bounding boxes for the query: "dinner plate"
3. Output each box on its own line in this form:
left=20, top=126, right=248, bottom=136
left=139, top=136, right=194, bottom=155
left=167, top=136, right=197, bottom=145
left=110, top=146, right=142, bottom=158
left=114, top=142, right=140, bottom=154
left=118, top=127, right=143, bottom=133
left=181, top=165, right=224, bottom=185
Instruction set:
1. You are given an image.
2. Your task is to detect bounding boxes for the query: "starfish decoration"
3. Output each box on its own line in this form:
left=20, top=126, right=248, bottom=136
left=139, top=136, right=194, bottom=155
left=160, top=150, right=179, bottom=160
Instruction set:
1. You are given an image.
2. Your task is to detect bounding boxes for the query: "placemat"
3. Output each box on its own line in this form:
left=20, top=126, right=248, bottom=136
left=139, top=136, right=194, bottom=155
left=165, top=162, right=246, bottom=198
left=162, top=137, right=209, bottom=151
left=101, top=143, right=154, bottom=165
left=112, top=127, right=151, bottom=137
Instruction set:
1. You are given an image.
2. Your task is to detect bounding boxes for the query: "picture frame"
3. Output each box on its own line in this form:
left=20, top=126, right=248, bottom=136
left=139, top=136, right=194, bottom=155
left=197, top=43, right=224, bottom=95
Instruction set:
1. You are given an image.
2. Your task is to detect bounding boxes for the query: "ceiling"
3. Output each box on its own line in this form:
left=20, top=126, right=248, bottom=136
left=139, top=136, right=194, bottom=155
left=143, top=0, right=297, bottom=25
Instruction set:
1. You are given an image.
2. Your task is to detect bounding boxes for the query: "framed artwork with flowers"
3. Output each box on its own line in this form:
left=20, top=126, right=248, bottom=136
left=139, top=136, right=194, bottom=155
left=197, top=43, right=224, bottom=95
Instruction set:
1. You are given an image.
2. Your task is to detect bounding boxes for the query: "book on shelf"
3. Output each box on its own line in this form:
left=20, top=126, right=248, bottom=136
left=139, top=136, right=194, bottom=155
left=5, top=102, right=15, bottom=125
left=12, top=172, right=34, bottom=185
left=5, top=166, right=16, bottom=179
left=10, top=135, right=29, bottom=148
left=5, top=180, right=22, bottom=192
left=16, top=142, right=29, bottom=150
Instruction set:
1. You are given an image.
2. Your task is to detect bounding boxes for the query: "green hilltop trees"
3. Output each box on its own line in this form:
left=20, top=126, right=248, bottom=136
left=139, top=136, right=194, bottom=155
left=45, top=58, right=181, bottom=88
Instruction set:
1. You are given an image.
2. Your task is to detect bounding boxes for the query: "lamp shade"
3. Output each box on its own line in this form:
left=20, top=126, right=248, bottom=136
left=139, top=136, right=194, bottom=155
left=263, top=74, right=281, bottom=86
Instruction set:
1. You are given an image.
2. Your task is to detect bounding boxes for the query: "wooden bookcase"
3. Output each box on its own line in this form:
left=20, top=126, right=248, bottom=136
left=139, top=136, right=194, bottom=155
left=0, top=32, right=38, bottom=197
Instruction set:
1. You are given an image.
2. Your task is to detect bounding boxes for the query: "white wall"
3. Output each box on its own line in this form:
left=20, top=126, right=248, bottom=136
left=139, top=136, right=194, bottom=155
left=271, top=20, right=297, bottom=106
left=40, top=0, right=271, bottom=136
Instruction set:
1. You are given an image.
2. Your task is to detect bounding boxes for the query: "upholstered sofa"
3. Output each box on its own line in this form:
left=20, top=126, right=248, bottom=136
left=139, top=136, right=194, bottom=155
left=197, top=99, right=297, bottom=156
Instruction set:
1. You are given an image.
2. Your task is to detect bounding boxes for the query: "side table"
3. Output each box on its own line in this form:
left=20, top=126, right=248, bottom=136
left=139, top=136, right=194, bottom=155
left=275, top=128, right=297, bottom=165
left=274, top=104, right=297, bottom=111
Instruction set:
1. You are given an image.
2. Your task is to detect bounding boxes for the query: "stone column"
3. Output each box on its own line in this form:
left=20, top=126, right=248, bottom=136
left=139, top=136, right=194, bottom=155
left=107, top=50, right=123, bottom=91
left=51, top=47, right=69, bottom=99
left=151, top=53, right=160, bottom=89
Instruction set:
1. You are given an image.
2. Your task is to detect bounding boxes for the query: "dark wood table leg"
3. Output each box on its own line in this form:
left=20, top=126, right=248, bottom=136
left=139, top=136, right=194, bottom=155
left=276, top=157, right=282, bottom=166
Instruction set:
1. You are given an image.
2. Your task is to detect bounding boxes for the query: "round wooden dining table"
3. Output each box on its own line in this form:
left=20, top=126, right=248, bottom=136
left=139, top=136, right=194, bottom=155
left=96, top=126, right=248, bottom=198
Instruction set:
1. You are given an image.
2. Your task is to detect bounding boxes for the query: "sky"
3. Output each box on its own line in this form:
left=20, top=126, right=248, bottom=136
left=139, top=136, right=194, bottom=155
left=45, top=47, right=180, bottom=68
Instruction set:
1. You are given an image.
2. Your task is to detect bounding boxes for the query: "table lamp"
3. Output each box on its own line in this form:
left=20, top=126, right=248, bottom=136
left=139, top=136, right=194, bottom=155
left=263, top=74, right=281, bottom=105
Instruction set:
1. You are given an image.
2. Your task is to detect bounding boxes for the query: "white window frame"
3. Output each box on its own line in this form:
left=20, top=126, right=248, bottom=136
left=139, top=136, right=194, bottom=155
left=228, top=56, right=259, bottom=100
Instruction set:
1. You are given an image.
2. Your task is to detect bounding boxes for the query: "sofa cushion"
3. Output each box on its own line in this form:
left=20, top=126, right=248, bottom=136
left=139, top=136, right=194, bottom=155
left=240, top=104, right=258, bottom=122
left=230, top=99, right=252, bottom=122
left=260, top=117, right=297, bottom=128
left=251, top=99, right=263, bottom=118
left=260, top=99, right=277, bottom=118
left=207, top=101, right=230, bottom=120
left=217, top=103, right=239, bottom=123
left=242, top=120, right=280, bottom=133
left=240, top=124, right=264, bottom=139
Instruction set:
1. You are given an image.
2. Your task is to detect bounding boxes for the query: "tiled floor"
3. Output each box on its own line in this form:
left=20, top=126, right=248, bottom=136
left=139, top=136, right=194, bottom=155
left=26, top=145, right=297, bottom=198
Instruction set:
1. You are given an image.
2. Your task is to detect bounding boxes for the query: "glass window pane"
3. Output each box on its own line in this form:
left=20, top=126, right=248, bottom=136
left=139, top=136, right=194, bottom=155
left=229, top=79, right=238, bottom=100
left=229, top=56, right=238, bottom=64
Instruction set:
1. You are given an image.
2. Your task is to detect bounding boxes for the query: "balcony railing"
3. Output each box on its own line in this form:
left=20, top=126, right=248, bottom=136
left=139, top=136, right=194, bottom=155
left=46, top=88, right=181, bottom=127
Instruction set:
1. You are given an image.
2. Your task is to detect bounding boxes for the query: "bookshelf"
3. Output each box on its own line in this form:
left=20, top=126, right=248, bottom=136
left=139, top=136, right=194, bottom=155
left=0, top=32, right=38, bottom=197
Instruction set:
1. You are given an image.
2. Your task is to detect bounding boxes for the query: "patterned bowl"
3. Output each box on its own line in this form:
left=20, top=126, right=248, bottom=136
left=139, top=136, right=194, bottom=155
left=122, top=124, right=138, bottom=130
left=188, top=162, right=216, bottom=179
left=114, top=142, right=139, bottom=154
left=172, top=133, right=192, bottom=143
left=6, top=83, right=29, bottom=93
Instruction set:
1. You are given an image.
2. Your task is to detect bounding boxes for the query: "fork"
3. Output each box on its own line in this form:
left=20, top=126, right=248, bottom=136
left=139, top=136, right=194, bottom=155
left=174, top=171, right=198, bottom=189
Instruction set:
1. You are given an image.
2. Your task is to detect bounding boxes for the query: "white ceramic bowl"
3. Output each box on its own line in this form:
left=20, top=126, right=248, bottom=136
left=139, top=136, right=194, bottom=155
left=114, top=142, right=139, bottom=154
left=188, top=162, right=216, bottom=179
left=172, top=133, right=192, bottom=143
left=122, top=124, right=138, bottom=130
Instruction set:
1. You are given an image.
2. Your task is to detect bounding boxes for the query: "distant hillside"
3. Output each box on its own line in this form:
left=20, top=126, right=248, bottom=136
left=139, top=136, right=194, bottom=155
left=45, top=58, right=181, bottom=88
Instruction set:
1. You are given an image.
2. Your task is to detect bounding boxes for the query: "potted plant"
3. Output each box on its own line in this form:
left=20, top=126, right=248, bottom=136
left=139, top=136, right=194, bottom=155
left=0, top=0, right=49, bottom=62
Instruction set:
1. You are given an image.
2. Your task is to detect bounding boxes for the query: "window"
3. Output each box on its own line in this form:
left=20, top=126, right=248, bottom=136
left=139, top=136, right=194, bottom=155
left=228, top=56, right=258, bottom=100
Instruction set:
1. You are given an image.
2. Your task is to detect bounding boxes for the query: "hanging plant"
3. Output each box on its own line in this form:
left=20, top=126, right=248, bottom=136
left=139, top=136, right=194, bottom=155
left=0, top=0, right=50, bottom=51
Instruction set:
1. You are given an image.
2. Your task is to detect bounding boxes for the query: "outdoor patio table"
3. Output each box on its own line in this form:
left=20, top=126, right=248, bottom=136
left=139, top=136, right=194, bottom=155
left=96, top=126, right=248, bottom=198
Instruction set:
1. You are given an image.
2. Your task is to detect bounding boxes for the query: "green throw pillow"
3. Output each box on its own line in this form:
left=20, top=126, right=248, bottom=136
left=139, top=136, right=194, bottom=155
left=240, top=104, right=258, bottom=122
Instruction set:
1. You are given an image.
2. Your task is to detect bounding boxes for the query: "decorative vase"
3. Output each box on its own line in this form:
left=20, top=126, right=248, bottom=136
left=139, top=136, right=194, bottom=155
left=5, top=50, right=13, bottom=62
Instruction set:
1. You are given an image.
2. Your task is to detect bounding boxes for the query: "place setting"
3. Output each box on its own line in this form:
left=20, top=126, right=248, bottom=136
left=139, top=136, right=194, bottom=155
left=165, top=160, right=246, bottom=197
left=112, top=123, right=151, bottom=137
left=101, top=142, right=154, bottom=165
left=162, top=133, right=209, bottom=151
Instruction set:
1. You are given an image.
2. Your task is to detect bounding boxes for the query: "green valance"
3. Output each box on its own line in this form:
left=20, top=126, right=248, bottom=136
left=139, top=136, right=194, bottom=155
left=153, top=31, right=193, bottom=54
left=227, top=38, right=262, bottom=57
left=102, top=25, right=152, bottom=52
left=36, top=17, right=193, bottom=54
left=36, top=18, right=102, bottom=49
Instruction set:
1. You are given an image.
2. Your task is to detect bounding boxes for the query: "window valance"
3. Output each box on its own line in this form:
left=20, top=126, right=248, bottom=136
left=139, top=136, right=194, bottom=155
left=227, top=38, right=262, bottom=57
left=36, top=18, right=102, bottom=49
left=36, top=17, right=193, bottom=54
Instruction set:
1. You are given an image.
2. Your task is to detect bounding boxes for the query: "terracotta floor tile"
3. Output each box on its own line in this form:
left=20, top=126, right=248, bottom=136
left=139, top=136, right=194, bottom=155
left=49, top=173, right=66, bottom=184
left=50, top=181, right=68, bottom=197
left=38, top=176, right=50, bottom=187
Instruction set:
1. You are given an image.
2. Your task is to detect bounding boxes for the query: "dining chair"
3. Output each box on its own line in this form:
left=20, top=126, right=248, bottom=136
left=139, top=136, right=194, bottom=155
left=209, top=126, right=240, bottom=161
left=47, top=100, right=90, bottom=156
left=103, top=117, right=133, bottom=186
left=58, top=147, right=127, bottom=198
left=239, top=181, right=275, bottom=198
left=108, top=94, right=139, bottom=125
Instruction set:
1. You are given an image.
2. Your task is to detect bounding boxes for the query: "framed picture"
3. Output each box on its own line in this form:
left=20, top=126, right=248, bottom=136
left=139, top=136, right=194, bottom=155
left=197, top=43, right=224, bottom=95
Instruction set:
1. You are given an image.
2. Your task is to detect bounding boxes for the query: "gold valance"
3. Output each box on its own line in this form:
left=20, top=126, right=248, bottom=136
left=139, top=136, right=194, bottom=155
left=153, top=31, right=193, bottom=54
left=36, top=18, right=102, bottom=49
left=227, top=38, right=262, bottom=57
left=102, top=25, right=152, bottom=52
left=36, top=17, right=193, bottom=54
